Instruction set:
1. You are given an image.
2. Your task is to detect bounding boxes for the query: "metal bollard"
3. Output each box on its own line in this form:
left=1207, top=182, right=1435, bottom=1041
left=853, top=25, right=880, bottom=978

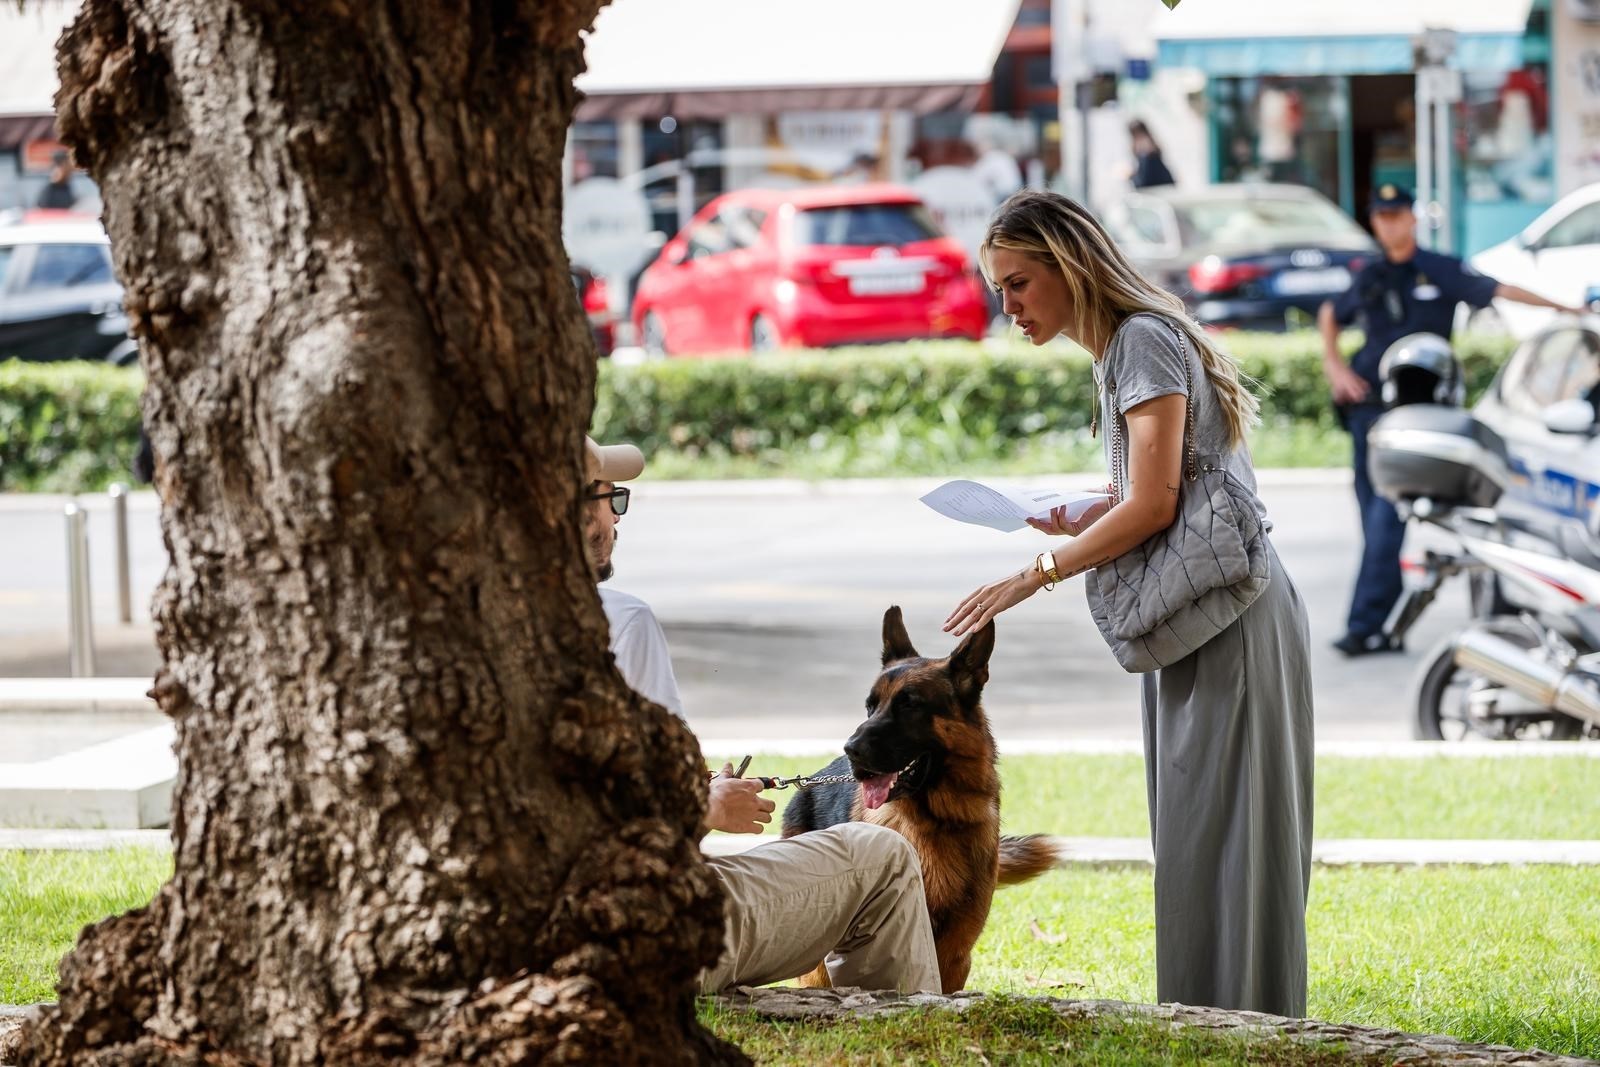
left=64, top=501, right=97, bottom=677
left=109, top=482, right=132, bottom=624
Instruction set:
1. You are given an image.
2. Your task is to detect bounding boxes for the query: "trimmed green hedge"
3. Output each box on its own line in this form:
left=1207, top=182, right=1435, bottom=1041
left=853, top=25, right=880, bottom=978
left=0, top=360, right=144, bottom=492
left=593, top=331, right=1515, bottom=468
left=1, top=332, right=1516, bottom=491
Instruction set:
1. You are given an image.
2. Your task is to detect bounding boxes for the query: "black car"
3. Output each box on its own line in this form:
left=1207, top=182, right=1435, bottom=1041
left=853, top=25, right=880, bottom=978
left=0, top=218, right=135, bottom=364
left=1101, top=183, right=1376, bottom=331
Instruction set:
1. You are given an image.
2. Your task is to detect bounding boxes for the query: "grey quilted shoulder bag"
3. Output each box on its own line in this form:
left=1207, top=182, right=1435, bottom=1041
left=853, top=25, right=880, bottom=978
left=1085, top=320, right=1272, bottom=674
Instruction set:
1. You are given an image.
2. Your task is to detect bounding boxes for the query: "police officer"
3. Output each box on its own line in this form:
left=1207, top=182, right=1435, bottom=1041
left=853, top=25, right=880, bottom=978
left=1318, top=184, right=1582, bottom=657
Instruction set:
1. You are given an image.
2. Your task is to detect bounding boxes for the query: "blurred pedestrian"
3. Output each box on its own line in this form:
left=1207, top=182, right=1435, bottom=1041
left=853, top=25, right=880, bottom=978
left=831, top=152, right=881, bottom=184
left=36, top=151, right=77, bottom=210
left=1128, top=120, right=1174, bottom=189
left=1318, top=184, right=1583, bottom=657
left=132, top=423, right=155, bottom=485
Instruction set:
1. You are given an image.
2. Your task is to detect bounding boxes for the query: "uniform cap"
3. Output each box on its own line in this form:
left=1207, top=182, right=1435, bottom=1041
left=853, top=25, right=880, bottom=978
left=1370, top=184, right=1415, bottom=212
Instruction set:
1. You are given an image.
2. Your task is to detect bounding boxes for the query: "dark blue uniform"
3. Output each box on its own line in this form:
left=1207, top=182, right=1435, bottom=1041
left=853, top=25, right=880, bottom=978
left=1331, top=250, right=1498, bottom=642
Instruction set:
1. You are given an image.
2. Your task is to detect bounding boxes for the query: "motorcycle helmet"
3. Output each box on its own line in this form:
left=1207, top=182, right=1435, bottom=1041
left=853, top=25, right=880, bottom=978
left=1379, top=332, right=1465, bottom=408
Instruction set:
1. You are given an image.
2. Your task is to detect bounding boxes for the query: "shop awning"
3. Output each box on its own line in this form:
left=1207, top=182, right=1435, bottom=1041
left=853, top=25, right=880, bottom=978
left=574, top=0, right=1023, bottom=120
left=1154, top=0, right=1538, bottom=77
left=0, top=0, right=75, bottom=149
left=7, top=0, right=1022, bottom=130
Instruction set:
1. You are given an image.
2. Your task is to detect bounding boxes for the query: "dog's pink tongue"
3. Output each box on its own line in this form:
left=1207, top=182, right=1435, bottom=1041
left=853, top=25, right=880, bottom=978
left=861, top=772, right=898, bottom=810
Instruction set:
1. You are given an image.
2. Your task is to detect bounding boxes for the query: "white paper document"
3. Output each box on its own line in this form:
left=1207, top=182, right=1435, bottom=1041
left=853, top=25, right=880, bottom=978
left=920, top=480, right=1112, bottom=533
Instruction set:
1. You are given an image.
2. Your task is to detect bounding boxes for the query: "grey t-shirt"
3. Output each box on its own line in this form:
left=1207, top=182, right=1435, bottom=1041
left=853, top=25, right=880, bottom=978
left=1096, top=312, right=1271, bottom=531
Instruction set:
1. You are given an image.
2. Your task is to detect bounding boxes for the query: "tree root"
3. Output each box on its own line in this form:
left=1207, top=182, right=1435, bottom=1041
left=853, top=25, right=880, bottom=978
left=20, top=946, right=748, bottom=1066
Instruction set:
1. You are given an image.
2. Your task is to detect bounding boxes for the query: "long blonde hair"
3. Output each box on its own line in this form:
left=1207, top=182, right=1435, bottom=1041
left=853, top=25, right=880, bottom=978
left=979, top=189, right=1260, bottom=447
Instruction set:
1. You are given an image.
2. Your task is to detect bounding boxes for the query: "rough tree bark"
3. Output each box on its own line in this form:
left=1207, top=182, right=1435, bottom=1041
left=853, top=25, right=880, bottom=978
left=19, top=2, right=743, bottom=1064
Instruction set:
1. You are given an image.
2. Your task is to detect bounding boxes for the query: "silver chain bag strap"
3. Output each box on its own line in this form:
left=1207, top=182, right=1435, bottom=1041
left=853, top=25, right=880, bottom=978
left=1086, top=318, right=1272, bottom=674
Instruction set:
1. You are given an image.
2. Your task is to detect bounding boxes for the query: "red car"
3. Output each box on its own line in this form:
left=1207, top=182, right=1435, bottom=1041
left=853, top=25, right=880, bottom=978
left=570, top=264, right=616, bottom=357
left=631, top=184, right=989, bottom=355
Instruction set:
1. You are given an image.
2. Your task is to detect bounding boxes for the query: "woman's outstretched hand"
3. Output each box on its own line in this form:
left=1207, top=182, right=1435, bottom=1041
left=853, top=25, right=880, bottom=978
left=945, top=567, right=1041, bottom=636
left=1025, top=485, right=1114, bottom=537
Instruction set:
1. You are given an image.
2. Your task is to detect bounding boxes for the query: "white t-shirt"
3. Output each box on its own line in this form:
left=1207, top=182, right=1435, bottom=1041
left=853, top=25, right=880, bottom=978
left=599, top=587, right=686, bottom=719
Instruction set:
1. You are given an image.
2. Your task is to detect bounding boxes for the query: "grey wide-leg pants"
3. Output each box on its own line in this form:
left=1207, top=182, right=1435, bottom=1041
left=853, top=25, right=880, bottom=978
left=1140, top=541, right=1315, bottom=1018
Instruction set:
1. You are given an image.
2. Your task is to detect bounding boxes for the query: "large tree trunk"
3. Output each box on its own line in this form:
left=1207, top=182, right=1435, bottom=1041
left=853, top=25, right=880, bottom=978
left=20, top=2, right=742, bottom=1064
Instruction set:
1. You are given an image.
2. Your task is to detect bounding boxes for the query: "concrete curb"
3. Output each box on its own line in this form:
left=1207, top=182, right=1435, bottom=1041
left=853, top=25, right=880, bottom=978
left=0, top=492, right=160, bottom=512
left=0, top=677, right=152, bottom=710
left=0, top=469, right=1353, bottom=512
left=5, top=720, right=1591, bottom=833
left=3, top=707, right=1593, bottom=758
left=699, top=833, right=1600, bottom=867
left=0, top=829, right=170, bottom=851
left=633, top=467, right=1352, bottom=499
left=0, top=726, right=175, bottom=829
left=700, top=738, right=1600, bottom=758
left=7, top=829, right=1598, bottom=866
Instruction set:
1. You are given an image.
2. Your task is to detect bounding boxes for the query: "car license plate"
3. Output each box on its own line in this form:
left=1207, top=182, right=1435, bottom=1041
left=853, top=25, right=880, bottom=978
left=848, top=272, right=924, bottom=296
left=1274, top=267, right=1350, bottom=296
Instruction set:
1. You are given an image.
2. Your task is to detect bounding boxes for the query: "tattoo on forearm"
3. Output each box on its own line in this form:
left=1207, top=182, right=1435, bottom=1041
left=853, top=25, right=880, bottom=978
left=1064, top=556, right=1112, bottom=579
left=1166, top=483, right=1180, bottom=494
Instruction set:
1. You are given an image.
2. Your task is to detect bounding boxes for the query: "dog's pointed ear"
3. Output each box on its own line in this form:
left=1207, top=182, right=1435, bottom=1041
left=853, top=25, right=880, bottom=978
left=882, top=606, right=920, bottom=665
left=948, top=620, right=995, bottom=705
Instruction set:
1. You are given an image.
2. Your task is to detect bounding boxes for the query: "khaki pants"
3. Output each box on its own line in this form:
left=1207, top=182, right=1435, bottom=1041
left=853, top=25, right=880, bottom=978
left=699, top=822, right=940, bottom=994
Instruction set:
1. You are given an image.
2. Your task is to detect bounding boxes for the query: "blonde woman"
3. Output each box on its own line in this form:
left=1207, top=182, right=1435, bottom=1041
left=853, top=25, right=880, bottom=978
left=945, top=190, right=1314, bottom=1018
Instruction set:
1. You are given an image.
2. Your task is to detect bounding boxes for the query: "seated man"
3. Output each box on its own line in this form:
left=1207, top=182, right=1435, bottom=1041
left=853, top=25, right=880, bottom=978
left=582, top=436, right=940, bottom=994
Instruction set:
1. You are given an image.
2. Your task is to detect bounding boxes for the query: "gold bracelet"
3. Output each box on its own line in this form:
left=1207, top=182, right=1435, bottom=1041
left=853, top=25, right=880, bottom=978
left=1035, top=551, right=1061, bottom=591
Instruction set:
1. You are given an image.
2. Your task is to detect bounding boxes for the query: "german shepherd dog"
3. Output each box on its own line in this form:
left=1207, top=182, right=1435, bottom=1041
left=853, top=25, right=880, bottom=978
left=781, top=606, right=1060, bottom=993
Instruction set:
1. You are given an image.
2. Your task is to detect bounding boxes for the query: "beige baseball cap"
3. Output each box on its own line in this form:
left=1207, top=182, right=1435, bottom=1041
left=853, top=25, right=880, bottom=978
left=585, top=436, right=645, bottom=483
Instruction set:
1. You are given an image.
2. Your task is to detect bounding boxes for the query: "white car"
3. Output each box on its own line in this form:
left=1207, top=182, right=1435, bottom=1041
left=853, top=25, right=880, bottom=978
left=1472, top=317, right=1600, bottom=538
left=0, top=216, right=131, bottom=364
left=1468, top=183, right=1600, bottom=340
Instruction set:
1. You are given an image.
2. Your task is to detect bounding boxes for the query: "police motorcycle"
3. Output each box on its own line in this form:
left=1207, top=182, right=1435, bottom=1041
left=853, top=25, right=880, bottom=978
left=1367, top=334, right=1600, bottom=741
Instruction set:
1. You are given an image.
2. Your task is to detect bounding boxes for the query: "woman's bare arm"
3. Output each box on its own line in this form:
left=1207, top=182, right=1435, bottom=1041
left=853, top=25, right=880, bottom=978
left=945, top=392, right=1187, bottom=636
left=1041, top=393, right=1186, bottom=579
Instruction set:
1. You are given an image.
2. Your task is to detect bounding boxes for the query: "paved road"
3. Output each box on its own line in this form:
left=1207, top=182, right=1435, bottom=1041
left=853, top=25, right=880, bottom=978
left=0, top=474, right=1469, bottom=745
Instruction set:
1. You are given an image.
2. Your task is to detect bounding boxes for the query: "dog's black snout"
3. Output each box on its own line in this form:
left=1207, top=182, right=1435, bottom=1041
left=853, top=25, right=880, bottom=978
left=843, top=722, right=881, bottom=768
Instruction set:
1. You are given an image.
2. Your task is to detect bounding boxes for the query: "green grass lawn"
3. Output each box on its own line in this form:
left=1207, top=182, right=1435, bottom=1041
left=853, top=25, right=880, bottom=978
left=6, top=750, right=1598, bottom=1061
left=0, top=849, right=167, bottom=1008
left=979, top=867, right=1600, bottom=1059
left=707, top=753, right=1600, bottom=841
left=5, top=850, right=1596, bottom=1059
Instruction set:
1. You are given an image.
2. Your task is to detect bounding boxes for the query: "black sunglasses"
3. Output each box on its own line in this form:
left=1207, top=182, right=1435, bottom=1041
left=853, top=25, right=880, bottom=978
left=587, top=486, right=631, bottom=516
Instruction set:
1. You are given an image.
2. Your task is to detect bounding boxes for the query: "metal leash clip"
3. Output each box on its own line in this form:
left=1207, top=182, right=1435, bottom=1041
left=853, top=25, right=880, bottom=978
left=753, top=771, right=857, bottom=791
left=708, top=756, right=855, bottom=791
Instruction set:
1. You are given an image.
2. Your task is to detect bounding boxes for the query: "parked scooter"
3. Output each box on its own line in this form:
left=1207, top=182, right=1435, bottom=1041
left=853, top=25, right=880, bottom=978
left=1368, top=352, right=1600, bottom=740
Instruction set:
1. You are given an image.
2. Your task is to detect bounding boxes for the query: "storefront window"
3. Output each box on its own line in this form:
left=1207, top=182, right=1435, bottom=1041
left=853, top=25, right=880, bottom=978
left=1212, top=77, right=1343, bottom=207
left=1460, top=65, right=1554, bottom=204
left=912, top=110, right=980, bottom=171
left=1014, top=0, right=1049, bottom=28
left=570, top=121, right=620, bottom=181
left=640, top=118, right=725, bottom=235
left=0, top=149, right=22, bottom=212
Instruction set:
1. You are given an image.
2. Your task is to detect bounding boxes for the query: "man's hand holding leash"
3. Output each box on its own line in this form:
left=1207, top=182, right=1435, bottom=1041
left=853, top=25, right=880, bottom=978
left=707, top=760, right=776, bottom=834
